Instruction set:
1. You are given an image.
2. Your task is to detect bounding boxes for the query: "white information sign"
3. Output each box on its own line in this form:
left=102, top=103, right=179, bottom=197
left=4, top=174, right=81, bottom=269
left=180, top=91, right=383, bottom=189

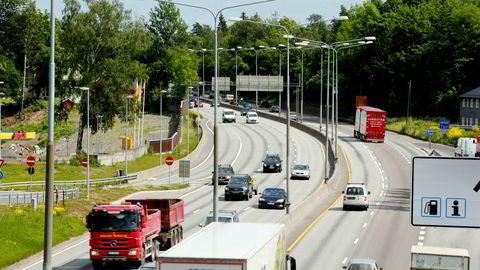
left=412, top=157, right=480, bottom=228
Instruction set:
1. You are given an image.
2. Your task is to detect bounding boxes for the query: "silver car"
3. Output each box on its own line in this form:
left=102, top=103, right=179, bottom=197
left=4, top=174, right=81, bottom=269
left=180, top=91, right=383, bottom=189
left=290, top=164, right=310, bottom=179
left=343, top=183, right=370, bottom=210
left=343, top=259, right=382, bottom=270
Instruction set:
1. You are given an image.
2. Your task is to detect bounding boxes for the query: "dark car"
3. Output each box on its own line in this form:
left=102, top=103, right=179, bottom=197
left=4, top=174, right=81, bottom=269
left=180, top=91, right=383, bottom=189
left=240, top=106, right=251, bottom=116
left=269, top=105, right=280, bottom=113
left=224, top=175, right=254, bottom=201
left=258, top=188, right=287, bottom=209
left=262, top=154, right=282, bottom=173
left=212, top=164, right=235, bottom=185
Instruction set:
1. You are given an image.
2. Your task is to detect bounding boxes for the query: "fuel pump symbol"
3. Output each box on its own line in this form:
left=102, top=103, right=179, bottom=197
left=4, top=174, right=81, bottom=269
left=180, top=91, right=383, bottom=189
left=421, top=198, right=441, bottom=217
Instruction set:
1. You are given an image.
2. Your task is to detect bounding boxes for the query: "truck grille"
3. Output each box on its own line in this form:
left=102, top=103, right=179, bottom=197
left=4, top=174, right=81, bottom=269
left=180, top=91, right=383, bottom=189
left=97, top=239, right=130, bottom=248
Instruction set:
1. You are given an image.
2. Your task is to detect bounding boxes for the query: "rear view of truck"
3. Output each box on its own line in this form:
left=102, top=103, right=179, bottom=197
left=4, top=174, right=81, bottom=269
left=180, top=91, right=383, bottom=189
left=411, top=245, right=470, bottom=270
left=354, top=106, right=387, bottom=143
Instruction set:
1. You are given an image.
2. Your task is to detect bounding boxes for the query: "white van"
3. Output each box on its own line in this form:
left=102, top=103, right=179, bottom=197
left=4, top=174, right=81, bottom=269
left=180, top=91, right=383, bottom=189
left=222, top=109, right=236, bottom=123
left=225, top=94, right=234, bottom=102
left=454, top=137, right=478, bottom=157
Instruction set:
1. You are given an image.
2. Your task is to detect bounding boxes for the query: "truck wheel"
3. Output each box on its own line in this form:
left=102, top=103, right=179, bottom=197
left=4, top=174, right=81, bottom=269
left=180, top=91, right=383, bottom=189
left=179, top=227, right=184, bottom=240
left=245, top=194, right=249, bottom=201
left=225, top=195, right=229, bottom=201
left=254, top=189, right=258, bottom=195
left=91, top=261, right=103, bottom=270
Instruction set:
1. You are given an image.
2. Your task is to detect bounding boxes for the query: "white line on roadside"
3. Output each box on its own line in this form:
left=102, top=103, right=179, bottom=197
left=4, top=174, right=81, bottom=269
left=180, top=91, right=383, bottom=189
left=21, top=238, right=90, bottom=270
left=417, top=242, right=424, bottom=246
left=370, top=211, right=375, bottom=216
left=418, top=236, right=424, bottom=241
left=421, top=227, right=426, bottom=230
left=193, top=209, right=200, bottom=214
left=244, top=207, right=250, bottom=211
left=342, top=257, right=348, bottom=265
left=419, top=231, right=426, bottom=235
left=354, top=238, right=359, bottom=245
left=231, top=132, right=243, bottom=166
left=363, top=223, right=368, bottom=228
left=179, top=185, right=209, bottom=199
left=379, top=191, right=383, bottom=197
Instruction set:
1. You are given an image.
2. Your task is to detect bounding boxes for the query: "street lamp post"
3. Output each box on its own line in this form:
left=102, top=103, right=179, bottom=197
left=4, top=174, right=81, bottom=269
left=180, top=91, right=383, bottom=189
left=79, top=87, right=90, bottom=198
left=254, top=45, right=265, bottom=108
left=0, top=103, right=3, bottom=159
left=125, top=95, right=133, bottom=176
left=231, top=17, right=292, bottom=214
left=163, top=0, right=274, bottom=222
left=187, top=86, right=193, bottom=156
left=96, top=115, right=103, bottom=154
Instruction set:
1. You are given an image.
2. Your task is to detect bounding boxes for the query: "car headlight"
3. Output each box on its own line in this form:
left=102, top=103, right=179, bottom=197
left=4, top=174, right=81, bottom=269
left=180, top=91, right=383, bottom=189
left=242, top=187, right=248, bottom=191
left=128, top=249, right=137, bottom=256
left=263, top=164, right=267, bottom=167
left=91, top=250, right=99, bottom=256
left=225, top=176, right=231, bottom=179
left=276, top=199, right=285, bottom=203
left=259, top=198, right=265, bottom=201
left=225, top=187, right=229, bottom=191
left=276, top=163, right=280, bottom=166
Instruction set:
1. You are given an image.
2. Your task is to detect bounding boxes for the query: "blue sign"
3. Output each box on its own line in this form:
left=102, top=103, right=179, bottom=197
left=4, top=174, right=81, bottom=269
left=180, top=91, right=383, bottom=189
left=440, top=120, right=449, bottom=135
left=427, top=129, right=435, bottom=137
left=0, top=171, right=4, bottom=179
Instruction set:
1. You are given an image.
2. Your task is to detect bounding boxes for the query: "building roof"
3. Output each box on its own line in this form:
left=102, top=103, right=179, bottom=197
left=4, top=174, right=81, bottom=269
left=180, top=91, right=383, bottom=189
left=357, top=106, right=386, bottom=113
left=160, top=222, right=284, bottom=260
left=460, top=86, right=480, bottom=98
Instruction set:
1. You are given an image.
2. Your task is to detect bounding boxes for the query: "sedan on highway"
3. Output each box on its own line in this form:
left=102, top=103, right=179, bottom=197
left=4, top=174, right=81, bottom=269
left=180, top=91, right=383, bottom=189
left=290, top=164, right=310, bottom=179
left=246, top=111, right=259, bottom=124
left=343, top=259, right=383, bottom=270
left=262, top=154, right=282, bottom=173
left=269, top=105, right=280, bottom=112
left=258, top=188, right=287, bottom=209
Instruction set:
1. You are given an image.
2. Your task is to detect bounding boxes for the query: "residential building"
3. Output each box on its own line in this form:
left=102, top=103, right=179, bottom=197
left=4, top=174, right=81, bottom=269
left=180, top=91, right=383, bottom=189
left=459, top=86, right=480, bottom=126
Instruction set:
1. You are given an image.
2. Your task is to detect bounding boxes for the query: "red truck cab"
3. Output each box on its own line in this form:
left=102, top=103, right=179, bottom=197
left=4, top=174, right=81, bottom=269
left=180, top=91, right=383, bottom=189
left=86, top=199, right=184, bottom=270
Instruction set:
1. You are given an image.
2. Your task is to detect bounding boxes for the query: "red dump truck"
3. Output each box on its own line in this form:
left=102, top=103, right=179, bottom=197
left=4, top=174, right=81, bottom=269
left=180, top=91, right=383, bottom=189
left=354, top=106, right=387, bottom=143
left=86, top=198, right=184, bottom=269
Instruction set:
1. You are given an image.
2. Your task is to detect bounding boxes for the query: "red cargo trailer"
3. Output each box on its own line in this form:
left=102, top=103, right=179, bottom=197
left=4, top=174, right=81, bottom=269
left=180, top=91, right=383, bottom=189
left=86, top=199, right=184, bottom=270
left=354, top=106, right=387, bottom=143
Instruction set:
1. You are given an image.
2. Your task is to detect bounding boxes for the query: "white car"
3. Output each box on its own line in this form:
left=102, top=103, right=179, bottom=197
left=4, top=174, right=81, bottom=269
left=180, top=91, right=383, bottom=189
left=246, top=111, right=259, bottom=124
left=343, top=183, right=370, bottom=210
left=222, top=109, right=236, bottom=123
left=290, top=164, right=310, bottom=179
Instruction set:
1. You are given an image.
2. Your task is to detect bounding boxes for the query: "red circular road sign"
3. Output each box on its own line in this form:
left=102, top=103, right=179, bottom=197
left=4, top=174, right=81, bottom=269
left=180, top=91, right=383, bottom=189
left=81, top=159, right=88, bottom=167
left=165, top=156, right=174, bottom=166
left=26, top=156, right=36, bottom=167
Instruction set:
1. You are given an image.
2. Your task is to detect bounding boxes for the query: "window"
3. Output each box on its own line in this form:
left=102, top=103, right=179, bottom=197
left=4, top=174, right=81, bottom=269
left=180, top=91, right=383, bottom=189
left=476, top=118, right=479, bottom=126
left=470, top=118, right=473, bottom=125
left=471, top=99, right=474, bottom=108
left=477, top=99, right=479, bottom=109
left=462, top=99, right=465, bottom=107
left=462, top=117, right=465, bottom=125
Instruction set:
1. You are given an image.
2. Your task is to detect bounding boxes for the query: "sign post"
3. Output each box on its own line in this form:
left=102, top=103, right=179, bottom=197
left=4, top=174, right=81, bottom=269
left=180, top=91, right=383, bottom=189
left=427, top=129, right=435, bottom=150
left=165, top=156, right=174, bottom=184
left=26, top=156, right=36, bottom=184
left=412, top=157, right=480, bottom=228
left=179, top=160, right=190, bottom=184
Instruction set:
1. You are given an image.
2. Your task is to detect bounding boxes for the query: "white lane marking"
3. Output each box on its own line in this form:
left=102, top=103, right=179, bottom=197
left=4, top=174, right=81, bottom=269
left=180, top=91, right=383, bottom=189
left=193, top=209, right=200, bottom=214
left=419, top=231, right=426, bottom=235
left=376, top=202, right=380, bottom=206
left=379, top=191, right=384, bottom=197
left=231, top=132, right=243, bottom=166
left=21, top=238, right=90, bottom=270
left=363, top=223, right=368, bottom=228
left=421, top=227, right=426, bottom=230
left=417, top=242, right=424, bottom=246
left=342, top=257, right=348, bottom=265
left=354, top=238, right=359, bottom=245
left=244, top=207, right=250, bottom=211
left=370, top=211, right=375, bottom=216
left=382, top=183, right=385, bottom=189
left=418, top=236, right=424, bottom=241
left=179, top=185, right=209, bottom=199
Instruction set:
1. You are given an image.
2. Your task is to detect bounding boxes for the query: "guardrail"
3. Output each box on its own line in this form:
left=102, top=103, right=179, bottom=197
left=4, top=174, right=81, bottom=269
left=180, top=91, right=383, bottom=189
left=0, top=175, right=137, bottom=191
left=0, top=186, right=80, bottom=205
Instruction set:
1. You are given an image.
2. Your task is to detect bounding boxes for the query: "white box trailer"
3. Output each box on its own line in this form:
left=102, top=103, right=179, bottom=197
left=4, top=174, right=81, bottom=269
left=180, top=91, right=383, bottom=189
left=158, top=222, right=296, bottom=270
left=411, top=245, right=470, bottom=270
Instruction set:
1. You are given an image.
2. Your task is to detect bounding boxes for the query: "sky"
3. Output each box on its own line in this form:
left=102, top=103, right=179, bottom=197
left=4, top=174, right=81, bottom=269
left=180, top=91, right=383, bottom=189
left=36, top=0, right=365, bottom=27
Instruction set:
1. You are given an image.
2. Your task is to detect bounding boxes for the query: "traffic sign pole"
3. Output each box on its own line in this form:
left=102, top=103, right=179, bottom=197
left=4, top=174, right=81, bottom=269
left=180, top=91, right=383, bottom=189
left=169, top=166, right=171, bottom=185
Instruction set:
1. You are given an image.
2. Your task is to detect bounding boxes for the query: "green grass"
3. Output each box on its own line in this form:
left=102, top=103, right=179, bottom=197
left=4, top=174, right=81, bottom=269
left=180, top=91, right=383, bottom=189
left=0, top=183, right=189, bottom=268
left=387, top=117, right=480, bottom=145
left=0, top=115, right=200, bottom=185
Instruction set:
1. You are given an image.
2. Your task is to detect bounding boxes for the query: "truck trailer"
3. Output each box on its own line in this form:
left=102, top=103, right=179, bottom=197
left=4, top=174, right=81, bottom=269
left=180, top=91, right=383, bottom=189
left=354, top=106, right=387, bottom=143
left=86, top=198, right=184, bottom=269
left=158, top=222, right=296, bottom=270
left=411, top=245, right=470, bottom=270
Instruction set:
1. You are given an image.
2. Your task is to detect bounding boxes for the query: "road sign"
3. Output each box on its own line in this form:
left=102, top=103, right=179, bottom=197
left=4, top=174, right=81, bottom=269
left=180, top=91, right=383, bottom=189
left=80, top=159, right=88, bottom=167
left=0, top=159, right=4, bottom=167
left=165, top=156, right=174, bottom=166
left=0, top=171, right=4, bottom=179
left=440, top=120, right=449, bottom=135
left=427, top=128, right=435, bottom=137
left=179, top=160, right=190, bottom=178
left=28, top=167, right=35, bottom=175
left=412, top=157, right=480, bottom=228
left=26, top=156, right=36, bottom=167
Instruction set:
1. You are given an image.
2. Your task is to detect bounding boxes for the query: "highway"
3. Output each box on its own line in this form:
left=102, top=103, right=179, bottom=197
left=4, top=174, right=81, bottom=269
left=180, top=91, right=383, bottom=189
left=288, top=115, right=480, bottom=269
left=16, top=104, right=327, bottom=270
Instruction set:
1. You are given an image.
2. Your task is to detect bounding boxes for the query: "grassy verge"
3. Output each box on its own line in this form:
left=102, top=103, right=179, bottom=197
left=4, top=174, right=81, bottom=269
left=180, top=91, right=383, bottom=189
left=387, top=117, right=480, bottom=145
left=1, top=113, right=201, bottom=184
left=0, top=183, right=189, bottom=268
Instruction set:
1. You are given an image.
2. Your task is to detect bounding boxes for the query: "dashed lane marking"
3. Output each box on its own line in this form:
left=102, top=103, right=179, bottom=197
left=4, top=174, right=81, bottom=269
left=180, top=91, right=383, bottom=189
left=363, top=223, right=368, bottom=228
left=354, top=238, right=359, bottom=245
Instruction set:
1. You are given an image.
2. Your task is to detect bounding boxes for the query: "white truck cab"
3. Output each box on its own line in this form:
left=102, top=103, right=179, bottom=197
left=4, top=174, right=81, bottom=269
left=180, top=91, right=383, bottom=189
left=454, top=137, right=478, bottom=157
left=222, top=109, right=236, bottom=123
